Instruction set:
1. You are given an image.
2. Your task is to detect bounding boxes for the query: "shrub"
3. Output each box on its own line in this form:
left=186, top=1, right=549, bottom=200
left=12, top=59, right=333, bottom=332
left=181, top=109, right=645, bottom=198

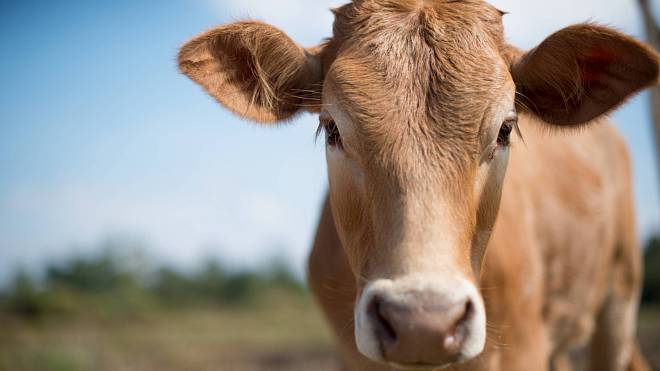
left=642, top=235, right=660, bottom=305
left=6, top=270, right=47, bottom=318
left=0, top=246, right=308, bottom=317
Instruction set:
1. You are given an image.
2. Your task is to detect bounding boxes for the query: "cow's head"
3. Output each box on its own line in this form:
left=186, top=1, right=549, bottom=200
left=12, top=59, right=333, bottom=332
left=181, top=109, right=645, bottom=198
left=179, top=0, right=658, bottom=369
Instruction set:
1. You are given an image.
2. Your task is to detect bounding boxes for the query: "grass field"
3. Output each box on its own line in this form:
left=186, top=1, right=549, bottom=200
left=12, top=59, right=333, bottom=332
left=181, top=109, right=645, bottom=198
left=0, top=292, right=337, bottom=371
left=1, top=293, right=658, bottom=371
left=639, top=307, right=660, bottom=370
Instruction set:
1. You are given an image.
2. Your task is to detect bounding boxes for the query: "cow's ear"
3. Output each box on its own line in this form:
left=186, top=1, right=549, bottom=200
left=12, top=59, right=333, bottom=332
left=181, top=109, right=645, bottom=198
left=511, top=24, right=659, bottom=126
left=178, top=22, right=324, bottom=123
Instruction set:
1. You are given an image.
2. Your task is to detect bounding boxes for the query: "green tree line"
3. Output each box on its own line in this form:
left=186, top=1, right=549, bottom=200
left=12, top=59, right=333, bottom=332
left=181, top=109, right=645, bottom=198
left=0, top=247, right=305, bottom=320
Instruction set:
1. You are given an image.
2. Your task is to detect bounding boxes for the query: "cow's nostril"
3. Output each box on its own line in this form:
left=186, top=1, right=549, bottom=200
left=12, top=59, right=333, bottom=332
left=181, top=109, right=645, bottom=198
left=462, top=299, right=474, bottom=323
left=445, top=299, right=474, bottom=351
left=455, top=299, right=474, bottom=332
left=368, top=295, right=397, bottom=346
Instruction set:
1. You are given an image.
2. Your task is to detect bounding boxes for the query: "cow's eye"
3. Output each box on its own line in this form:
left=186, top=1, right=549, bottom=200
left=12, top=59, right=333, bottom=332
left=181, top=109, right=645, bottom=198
left=497, top=113, right=517, bottom=147
left=319, top=118, right=343, bottom=149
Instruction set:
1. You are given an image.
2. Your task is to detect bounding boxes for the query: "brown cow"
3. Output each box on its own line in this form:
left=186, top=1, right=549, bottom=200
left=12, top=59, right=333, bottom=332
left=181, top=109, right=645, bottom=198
left=178, top=1, right=659, bottom=370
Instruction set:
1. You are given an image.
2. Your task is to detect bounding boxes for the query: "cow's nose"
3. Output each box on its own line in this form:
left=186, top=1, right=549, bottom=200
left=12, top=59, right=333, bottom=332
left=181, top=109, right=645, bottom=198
left=368, top=292, right=474, bottom=365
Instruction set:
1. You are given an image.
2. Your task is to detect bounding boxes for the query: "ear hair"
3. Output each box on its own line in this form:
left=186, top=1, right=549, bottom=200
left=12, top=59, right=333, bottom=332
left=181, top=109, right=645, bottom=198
left=179, top=22, right=324, bottom=123
left=510, top=24, right=659, bottom=126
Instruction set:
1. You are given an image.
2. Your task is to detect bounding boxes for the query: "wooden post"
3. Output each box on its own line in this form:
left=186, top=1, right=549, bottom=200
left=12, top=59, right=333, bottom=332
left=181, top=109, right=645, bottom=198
left=638, top=0, right=660, bottom=174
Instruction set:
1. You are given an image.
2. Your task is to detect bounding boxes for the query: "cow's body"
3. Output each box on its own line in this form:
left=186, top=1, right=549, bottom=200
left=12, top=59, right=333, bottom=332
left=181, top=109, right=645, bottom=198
left=309, top=118, right=646, bottom=371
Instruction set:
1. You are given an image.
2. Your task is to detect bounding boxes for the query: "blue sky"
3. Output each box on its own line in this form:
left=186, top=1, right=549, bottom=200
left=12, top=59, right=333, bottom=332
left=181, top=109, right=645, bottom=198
left=0, top=0, right=659, bottom=283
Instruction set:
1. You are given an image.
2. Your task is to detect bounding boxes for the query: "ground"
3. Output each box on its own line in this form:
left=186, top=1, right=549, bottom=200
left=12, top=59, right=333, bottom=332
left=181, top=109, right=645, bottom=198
left=0, top=293, right=337, bottom=371
left=639, top=307, right=660, bottom=370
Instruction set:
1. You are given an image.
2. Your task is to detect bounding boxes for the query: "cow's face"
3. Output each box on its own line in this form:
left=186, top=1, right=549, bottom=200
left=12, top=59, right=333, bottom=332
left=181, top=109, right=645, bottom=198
left=320, top=2, right=514, bottom=366
left=178, top=0, right=659, bottom=368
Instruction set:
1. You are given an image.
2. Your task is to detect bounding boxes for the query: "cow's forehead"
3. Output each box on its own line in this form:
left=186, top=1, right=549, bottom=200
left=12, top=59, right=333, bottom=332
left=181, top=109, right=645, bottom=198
left=322, top=0, right=512, bottom=166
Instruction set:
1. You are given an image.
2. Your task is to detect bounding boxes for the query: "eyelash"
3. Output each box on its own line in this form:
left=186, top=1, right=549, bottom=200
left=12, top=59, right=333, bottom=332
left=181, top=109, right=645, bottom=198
left=317, top=119, right=343, bottom=149
left=497, top=118, right=517, bottom=147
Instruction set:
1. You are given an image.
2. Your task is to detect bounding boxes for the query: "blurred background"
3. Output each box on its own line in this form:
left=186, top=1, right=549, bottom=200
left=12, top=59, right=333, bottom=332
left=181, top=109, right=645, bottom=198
left=1, top=0, right=659, bottom=370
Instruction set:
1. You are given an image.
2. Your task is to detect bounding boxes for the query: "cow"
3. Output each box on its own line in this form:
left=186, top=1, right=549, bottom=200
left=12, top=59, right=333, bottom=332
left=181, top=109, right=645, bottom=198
left=178, top=1, right=659, bottom=370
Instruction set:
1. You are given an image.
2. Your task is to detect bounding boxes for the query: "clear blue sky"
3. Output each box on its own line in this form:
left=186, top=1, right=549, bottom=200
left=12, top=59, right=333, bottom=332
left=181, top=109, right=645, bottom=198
left=0, top=0, right=658, bottom=283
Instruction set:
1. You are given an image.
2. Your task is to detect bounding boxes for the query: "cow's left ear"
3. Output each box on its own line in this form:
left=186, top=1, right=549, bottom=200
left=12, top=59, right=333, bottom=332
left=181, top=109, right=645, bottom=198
left=178, top=22, right=324, bottom=123
left=511, top=24, right=659, bottom=126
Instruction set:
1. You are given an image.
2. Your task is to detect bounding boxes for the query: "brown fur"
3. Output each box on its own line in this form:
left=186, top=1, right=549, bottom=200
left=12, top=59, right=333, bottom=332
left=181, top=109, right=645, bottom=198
left=178, top=1, right=659, bottom=370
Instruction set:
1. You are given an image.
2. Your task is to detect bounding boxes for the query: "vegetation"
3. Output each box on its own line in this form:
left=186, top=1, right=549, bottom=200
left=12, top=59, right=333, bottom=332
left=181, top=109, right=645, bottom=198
left=642, top=234, right=660, bottom=305
left=0, top=248, right=306, bottom=321
left=0, top=243, right=334, bottom=371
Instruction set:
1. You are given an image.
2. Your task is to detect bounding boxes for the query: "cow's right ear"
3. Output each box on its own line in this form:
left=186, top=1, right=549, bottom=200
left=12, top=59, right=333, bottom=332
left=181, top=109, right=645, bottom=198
left=510, top=24, right=659, bottom=127
left=178, top=22, right=324, bottom=123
